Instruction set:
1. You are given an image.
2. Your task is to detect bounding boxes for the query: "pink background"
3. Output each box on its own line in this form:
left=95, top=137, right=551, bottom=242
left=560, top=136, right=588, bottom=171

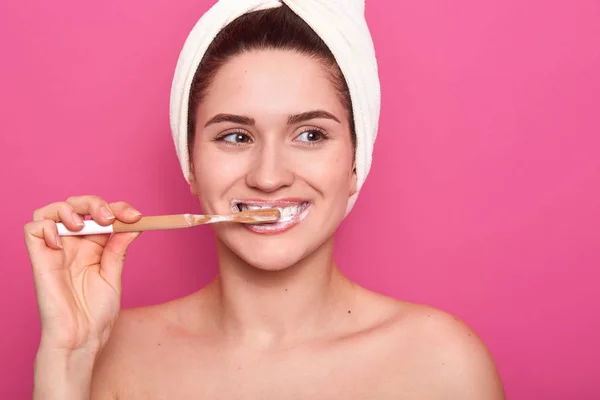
left=1, top=0, right=599, bottom=398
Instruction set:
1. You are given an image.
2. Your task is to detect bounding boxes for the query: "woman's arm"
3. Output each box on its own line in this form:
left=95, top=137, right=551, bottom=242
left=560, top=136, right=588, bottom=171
left=25, top=196, right=142, bottom=399
left=34, top=346, right=98, bottom=400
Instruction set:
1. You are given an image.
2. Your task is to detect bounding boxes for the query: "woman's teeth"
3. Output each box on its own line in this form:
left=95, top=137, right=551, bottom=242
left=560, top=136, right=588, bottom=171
left=237, top=203, right=308, bottom=222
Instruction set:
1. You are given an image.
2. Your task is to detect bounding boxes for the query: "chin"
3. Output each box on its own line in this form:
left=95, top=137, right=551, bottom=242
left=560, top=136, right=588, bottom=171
left=241, top=249, right=304, bottom=271
left=215, top=222, right=331, bottom=272
left=223, top=233, right=314, bottom=271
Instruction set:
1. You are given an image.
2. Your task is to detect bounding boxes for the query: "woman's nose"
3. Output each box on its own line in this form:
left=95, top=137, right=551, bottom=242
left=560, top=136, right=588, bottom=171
left=245, top=143, right=294, bottom=193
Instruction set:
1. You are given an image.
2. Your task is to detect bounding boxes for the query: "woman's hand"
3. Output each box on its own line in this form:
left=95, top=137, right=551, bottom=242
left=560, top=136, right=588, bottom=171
left=24, top=195, right=142, bottom=355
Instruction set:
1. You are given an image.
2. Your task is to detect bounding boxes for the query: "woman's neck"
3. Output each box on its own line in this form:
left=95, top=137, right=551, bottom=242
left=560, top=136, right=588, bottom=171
left=205, top=236, right=356, bottom=348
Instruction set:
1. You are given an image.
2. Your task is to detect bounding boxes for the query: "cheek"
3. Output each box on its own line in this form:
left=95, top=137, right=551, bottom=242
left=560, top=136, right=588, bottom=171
left=301, top=147, right=353, bottom=194
left=192, top=145, right=248, bottom=199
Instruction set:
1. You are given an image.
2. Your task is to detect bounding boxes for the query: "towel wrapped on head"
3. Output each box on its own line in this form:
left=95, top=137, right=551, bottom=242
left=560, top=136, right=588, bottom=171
left=170, top=0, right=380, bottom=216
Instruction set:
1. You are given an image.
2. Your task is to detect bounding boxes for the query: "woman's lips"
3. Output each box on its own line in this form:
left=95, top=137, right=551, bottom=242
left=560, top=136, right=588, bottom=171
left=231, top=199, right=311, bottom=234
left=245, top=204, right=311, bottom=234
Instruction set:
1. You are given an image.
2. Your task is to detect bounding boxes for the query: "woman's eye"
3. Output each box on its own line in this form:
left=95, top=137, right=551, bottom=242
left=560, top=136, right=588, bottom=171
left=295, top=130, right=325, bottom=143
left=221, top=132, right=252, bottom=144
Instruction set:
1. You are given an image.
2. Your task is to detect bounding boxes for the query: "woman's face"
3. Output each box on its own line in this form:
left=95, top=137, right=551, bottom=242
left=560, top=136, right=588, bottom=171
left=190, top=50, right=356, bottom=270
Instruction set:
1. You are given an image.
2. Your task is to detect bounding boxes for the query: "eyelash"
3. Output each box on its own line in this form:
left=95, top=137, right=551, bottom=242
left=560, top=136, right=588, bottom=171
left=214, top=127, right=330, bottom=147
left=296, top=127, right=330, bottom=146
left=214, top=129, right=251, bottom=147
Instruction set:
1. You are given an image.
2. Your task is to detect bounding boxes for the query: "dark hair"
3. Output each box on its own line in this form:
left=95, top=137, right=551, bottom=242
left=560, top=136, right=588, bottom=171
left=187, top=4, right=355, bottom=166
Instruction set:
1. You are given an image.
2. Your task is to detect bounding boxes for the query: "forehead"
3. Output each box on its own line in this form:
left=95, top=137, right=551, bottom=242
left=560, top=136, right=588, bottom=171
left=198, top=50, right=344, bottom=118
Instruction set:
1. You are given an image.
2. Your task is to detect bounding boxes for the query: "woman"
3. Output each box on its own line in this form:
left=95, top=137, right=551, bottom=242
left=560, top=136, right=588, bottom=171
left=25, top=2, right=505, bottom=399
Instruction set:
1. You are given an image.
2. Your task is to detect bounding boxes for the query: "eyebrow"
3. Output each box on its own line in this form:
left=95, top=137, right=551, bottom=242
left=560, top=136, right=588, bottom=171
left=204, top=110, right=341, bottom=128
left=287, top=110, right=341, bottom=125
left=204, top=114, right=255, bottom=127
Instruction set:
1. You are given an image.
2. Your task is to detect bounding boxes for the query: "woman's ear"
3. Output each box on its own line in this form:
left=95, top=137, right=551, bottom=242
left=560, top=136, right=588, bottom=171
left=189, top=164, right=199, bottom=196
left=349, top=165, right=358, bottom=197
left=189, top=181, right=199, bottom=196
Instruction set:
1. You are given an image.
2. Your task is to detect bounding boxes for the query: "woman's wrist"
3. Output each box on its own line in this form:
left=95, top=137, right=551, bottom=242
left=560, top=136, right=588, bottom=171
left=34, top=345, right=98, bottom=400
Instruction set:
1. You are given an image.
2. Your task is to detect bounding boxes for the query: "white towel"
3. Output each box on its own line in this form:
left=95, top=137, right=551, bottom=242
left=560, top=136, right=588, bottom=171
left=170, top=0, right=380, bottom=215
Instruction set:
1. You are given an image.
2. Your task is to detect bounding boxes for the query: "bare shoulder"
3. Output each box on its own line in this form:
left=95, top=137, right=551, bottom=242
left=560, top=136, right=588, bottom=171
left=371, top=295, right=506, bottom=399
left=90, top=295, right=195, bottom=398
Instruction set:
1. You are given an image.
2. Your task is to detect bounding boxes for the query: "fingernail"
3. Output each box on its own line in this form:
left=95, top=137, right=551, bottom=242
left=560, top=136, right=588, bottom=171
left=72, top=212, right=85, bottom=227
left=127, top=207, right=142, bottom=217
left=56, top=235, right=63, bottom=249
left=101, top=207, right=115, bottom=220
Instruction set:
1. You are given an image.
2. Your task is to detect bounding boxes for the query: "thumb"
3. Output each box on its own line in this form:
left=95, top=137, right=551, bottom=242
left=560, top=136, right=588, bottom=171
left=100, top=232, right=141, bottom=293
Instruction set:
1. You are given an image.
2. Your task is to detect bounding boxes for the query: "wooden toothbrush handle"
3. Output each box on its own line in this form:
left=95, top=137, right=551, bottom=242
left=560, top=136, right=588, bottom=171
left=112, top=215, right=210, bottom=233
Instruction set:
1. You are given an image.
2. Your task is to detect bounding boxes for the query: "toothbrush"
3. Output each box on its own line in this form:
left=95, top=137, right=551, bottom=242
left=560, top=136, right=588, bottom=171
left=56, top=208, right=281, bottom=236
